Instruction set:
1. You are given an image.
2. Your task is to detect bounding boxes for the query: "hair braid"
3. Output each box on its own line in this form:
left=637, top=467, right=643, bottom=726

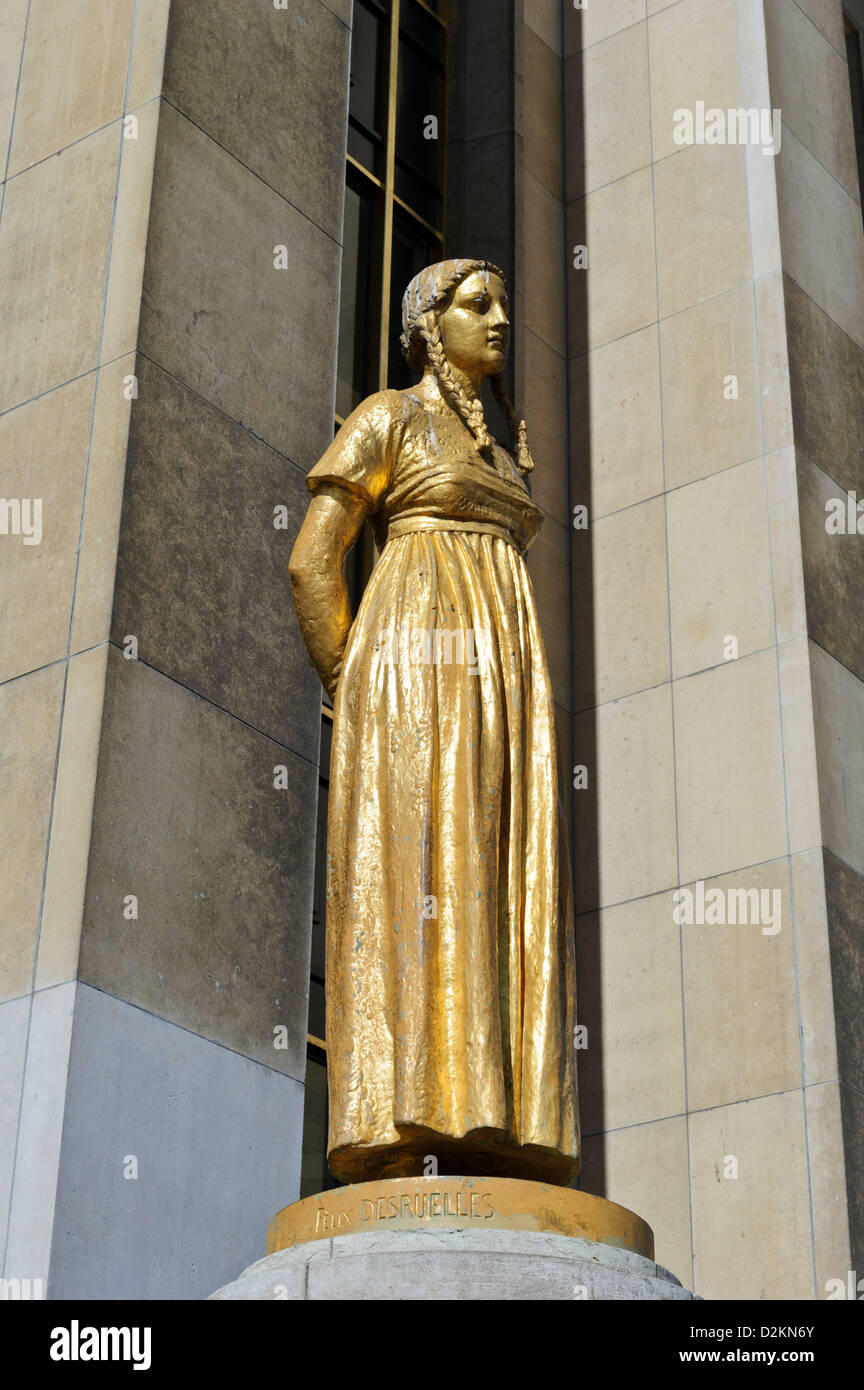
left=421, top=318, right=492, bottom=452
left=490, top=374, right=534, bottom=475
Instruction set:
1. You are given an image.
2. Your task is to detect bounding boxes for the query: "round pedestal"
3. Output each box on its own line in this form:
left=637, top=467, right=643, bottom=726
left=208, top=1178, right=699, bottom=1301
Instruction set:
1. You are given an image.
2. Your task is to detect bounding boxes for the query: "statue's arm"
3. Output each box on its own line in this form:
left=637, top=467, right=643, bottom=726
left=288, top=485, right=370, bottom=701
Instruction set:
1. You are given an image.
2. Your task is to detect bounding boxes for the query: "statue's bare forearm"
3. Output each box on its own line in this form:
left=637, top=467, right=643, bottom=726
left=288, top=487, right=369, bottom=700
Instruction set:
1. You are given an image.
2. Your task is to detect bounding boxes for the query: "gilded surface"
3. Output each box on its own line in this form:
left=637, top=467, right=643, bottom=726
left=290, top=260, right=580, bottom=1185
left=267, top=1179, right=653, bottom=1259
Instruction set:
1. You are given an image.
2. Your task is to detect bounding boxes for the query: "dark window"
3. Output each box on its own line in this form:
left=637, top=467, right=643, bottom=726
left=347, top=0, right=388, bottom=177
left=388, top=206, right=442, bottom=389
left=336, top=175, right=379, bottom=419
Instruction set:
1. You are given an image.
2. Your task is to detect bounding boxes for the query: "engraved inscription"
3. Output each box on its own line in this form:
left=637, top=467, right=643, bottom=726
left=313, top=1188, right=496, bottom=1235
left=358, top=1190, right=495, bottom=1223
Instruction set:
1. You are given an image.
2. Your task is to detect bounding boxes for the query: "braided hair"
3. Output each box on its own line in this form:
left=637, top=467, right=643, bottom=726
left=400, top=258, right=534, bottom=475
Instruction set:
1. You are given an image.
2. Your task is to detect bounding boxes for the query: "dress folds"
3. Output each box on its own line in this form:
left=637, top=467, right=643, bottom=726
left=307, top=388, right=580, bottom=1184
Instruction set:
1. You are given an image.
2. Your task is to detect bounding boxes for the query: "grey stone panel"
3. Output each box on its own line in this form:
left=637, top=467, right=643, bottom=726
left=211, top=1228, right=699, bottom=1300
left=785, top=275, right=864, bottom=498
left=0, top=995, right=30, bottom=1268
left=797, top=453, right=864, bottom=685
left=162, top=0, right=350, bottom=240
left=838, top=1080, right=864, bottom=1277
left=138, top=100, right=340, bottom=469
left=49, top=984, right=303, bottom=1300
left=823, top=849, right=864, bottom=1095
left=111, top=354, right=321, bottom=754
left=446, top=131, right=516, bottom=291
left=448, top=0, right=516, bottom=144
left=79, top=649, right=317, bottom=1080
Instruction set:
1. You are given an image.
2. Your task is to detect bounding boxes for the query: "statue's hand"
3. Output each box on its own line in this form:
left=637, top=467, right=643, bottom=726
left=326, top=658, right=343, bottom=704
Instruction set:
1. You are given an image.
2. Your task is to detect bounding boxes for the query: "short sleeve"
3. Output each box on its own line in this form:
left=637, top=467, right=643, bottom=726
left=306, top=391, right=402, bottom=513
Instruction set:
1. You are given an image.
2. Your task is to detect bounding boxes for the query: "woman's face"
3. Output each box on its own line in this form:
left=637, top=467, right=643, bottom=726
left=437, top=270, right=510, bottom=380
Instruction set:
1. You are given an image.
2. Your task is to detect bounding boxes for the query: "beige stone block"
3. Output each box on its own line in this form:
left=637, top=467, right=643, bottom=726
left=793, top=0, right=848, bottom=56
left=766, top=446, right=807, bottom=645
left=100, top=99, right=160, bottom=364
left=577, top=888, right=686, bottom=1132
left=565, top=23, right=651, bottom=197
left=674, top=651, right=788, bottom=883
left=520, top=330, right=569, bottom=527
left=525, top=0, right=562, bottom=55
left=667, top=459, right=774, bottom=679
left=791, top=850, right=837, bottom=1086
left=8, top=0, right=134, bottom=176
left=806, top=1083, right=852, bottom=1297
left=0, top=1, right=28, bottom=177
left=0, top=663, right=64, bottom=1002
left=524, top=514, right=571, bottom=712
left=580, top=1116, right=692, bottom=1289
left=735, top=0, right=783, bottom=278
left=0, top=124, right=118, bottom=412
left=0, top=374, right=95, bottom=683
left=681, top=858, right=800, bottom=1111
left=524, top=173, right=567, bottom=356
left=564, top=0, right=644, bottom=55
left=126, top=0, right=171, bottom=110
left=778, top=641, right=822, bottom=857
left=573, top=496, right=670, bottom=708
left=765, top=0, right=859, bottom=202
left=776, top=127, right=864, bottom=352
left=570, top=325, right=663, bottom=518
left=648, top=0, right=741, bottom=162
left=654, top=142, right=751, bottom=319
left=525, top=28, right=563, bottom=199
left=573, top=683, right=677, bottom=910
left=690, top=1091, right=813, bottom=1299
left=567, top=167, right=657, bottom=353
left=755, top=272, right=794, bottom=454
left=69, top=356, right=134, bottom=655
left=37, top=646, right=109, bottom=990
left=660, top=283, right=762, bottom=490
left=809, top=642, right=864, bottom=878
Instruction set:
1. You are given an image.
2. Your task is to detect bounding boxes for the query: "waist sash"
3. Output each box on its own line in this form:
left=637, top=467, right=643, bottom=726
left=385, top=515, right=520, bottom=549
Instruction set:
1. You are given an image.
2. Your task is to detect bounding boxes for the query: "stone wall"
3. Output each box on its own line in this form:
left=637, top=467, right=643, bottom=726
left=0, top=0, right=351, bottom=1299
left=562, top=0, right=862, bottom=1300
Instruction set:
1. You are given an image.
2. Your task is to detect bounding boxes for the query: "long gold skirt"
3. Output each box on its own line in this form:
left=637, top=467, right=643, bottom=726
left=325, top=528, right=580, bottom=1184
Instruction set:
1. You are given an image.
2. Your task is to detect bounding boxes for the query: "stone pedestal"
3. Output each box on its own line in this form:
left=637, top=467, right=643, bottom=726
left=209, top=1177, right=699, bottom=1301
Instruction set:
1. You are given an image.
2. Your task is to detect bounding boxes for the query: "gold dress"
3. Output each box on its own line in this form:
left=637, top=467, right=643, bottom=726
left=307, top=386, right=580, bottom=1185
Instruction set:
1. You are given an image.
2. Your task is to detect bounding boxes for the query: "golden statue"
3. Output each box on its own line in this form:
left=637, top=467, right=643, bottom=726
left=289, top=259, right=580, bottom=1187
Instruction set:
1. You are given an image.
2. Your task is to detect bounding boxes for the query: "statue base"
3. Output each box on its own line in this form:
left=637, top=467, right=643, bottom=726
left=208, top=1177, right=699, bottom=1301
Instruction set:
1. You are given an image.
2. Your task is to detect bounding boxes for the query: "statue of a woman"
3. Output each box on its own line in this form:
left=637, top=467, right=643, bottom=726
left=289, top=259, right=580, bottom=1186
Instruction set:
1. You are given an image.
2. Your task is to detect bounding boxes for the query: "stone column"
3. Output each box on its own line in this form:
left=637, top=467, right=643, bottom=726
left=0, top=0, right=351, bottom=1300
left=565, top=0, right=863, bottom=1299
